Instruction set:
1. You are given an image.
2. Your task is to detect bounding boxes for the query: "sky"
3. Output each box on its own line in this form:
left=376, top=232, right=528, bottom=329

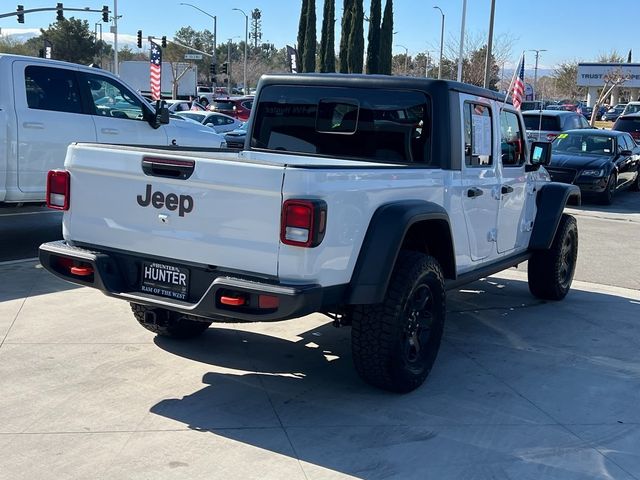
left=1, top=0, right=639, bottom=74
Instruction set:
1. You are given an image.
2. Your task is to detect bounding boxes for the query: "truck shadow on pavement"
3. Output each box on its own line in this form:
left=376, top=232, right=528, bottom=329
left=149, top=275, right=640, bottom=479
left=0, top=260, right=80, bottom=303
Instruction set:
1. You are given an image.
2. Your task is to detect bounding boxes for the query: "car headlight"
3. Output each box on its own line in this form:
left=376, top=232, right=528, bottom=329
left=581, top=169, right=605, bottom=177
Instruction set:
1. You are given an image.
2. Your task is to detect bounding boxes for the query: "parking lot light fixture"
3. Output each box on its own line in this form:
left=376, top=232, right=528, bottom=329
left=232, top=8, right=248, bottom=95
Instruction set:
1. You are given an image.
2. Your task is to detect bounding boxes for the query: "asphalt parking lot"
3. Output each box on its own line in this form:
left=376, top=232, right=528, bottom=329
left=1, top=258, right=639, bottom=479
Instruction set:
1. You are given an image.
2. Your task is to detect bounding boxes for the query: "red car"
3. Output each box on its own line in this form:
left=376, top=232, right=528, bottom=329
left=209, top=97, right=253, bottom=122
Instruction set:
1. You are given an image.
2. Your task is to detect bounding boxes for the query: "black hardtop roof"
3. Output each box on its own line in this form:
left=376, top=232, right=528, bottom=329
left=257, top=73, right=509, bottom=104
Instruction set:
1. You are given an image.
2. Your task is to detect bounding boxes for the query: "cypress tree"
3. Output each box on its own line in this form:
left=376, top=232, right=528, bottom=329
left=348, top=0, right=364, bottom=73
left=379, top=0, right=393, bottom=75
left=339, top=0, right=353, bottom=73
left=319, top=0, right=336, bottom=72
left=297, top=0, right=309, bottom=72
left=365, top=0, right=381, bottom=73
left=303, top=0, right=317, bottom=72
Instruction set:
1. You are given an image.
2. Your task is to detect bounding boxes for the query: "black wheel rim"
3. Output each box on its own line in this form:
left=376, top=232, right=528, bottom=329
left=558, top=232, right=575, bottom=289
left=402, top=284, right=434, bottom=366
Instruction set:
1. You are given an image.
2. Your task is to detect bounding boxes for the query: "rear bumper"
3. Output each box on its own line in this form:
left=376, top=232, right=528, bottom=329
left=39, top=241, right=344, bottom=322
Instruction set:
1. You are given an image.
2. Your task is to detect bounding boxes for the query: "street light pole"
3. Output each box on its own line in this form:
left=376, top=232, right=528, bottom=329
left=457, top=0, right=467, bottom=82
left=179, top=3, right=217, bottom=69
left=433, top=6, right=444, bottom=79
left=483, top=0, right=496, bottom=89
left=113, top=0, right=118, bottom=75
left=395, top=44, right=409, bottom=75
left=232, top=8, right=249, bottom=95
left=528, top=49, right=547, bottom=101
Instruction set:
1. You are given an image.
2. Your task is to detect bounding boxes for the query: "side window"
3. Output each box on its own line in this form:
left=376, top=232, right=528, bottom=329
left=625, top=134, right=637, bottom=148
left=579, top=116, right=591, bottom=128
left=464, top=102, right=492, bottom=167
left=24, top=66, right=82, bottom=114
left=500, top=110, right=526, bottom=166
left=83, top=73, right=145, bottom=121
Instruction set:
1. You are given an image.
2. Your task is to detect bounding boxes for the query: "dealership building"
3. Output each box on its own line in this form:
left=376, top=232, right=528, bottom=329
left=577, top=63, right=640, bottom=106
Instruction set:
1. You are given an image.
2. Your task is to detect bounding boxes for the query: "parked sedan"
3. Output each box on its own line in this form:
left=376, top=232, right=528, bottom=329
left=175, top=111, right=243, bottom=133
left=223, top=123, right=248, bottom=149
left=549, top=129, right=640, bottom=204
left=601, top=105, right=626, bottom=122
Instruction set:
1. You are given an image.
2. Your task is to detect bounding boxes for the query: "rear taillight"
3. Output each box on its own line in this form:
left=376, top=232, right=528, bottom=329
left=546, top=133, right=558, bottom=142
left=280, top=199, right=327, bottom=248
left=46, top=170, right=70, bottom=210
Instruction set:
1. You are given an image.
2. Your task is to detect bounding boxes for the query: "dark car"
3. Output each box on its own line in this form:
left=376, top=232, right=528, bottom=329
left=522, top=110, right=591, bottom=142
left=209, top=96, right=253, bottom=122
left=223, top=122, right=248, bottom=149
left=601, top=105, right=626, bottom=122
left=548, top=129, right=640, bottom=204
left=613, top=113, right=640, bottom=142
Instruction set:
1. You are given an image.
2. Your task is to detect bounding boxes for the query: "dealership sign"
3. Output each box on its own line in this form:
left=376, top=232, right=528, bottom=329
left=577, top=63, right=640, bottom=87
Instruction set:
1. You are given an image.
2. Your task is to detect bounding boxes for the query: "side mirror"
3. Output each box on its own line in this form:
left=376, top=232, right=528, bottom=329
left=526, top=141, right=552, bottom=172
left=620, top=149, right=632, bottom=156
left=149, top=100, right=170, bottom=129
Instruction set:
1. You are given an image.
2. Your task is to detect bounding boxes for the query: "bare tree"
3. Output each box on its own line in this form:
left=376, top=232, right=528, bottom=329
left=589, top=67, right=630, bottom=125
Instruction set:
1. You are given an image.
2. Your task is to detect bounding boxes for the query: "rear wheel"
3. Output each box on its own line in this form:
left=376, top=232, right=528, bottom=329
left=351, top=251, right=446, bottom=393
left=528, top=214, right=578, bottom=300
left=131, top=303, right=211, bottom=339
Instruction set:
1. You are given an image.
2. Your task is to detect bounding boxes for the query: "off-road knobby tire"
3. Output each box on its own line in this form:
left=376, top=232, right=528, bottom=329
left=351, top=251, right=446, bottom=393
left=130, top=303, right=212, bottom=339
left=528, top=213, right=578, bottom=301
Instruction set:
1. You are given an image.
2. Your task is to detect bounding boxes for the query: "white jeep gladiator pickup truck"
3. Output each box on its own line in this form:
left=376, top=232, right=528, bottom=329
left=40, top=74, right=580, bottom=392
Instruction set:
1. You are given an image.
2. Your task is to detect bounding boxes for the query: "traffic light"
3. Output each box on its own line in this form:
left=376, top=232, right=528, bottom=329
left=161, top=36, right=167, bottom=48
left=209, top=63, right=216, bottom=75
left=136, top=30, right=142, bottom=48
left=221, top=62, right=228, bottom=74
left=56, top=3, right=64, bottom=21
left=16, top=5, right=24, bottom=24
left=101, top=5, right=109, bottom=23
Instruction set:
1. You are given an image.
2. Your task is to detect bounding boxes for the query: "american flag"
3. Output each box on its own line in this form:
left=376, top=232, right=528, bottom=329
left=512, top=54, right=525, bottom=110
left=150, top=42, right=162, bottom=101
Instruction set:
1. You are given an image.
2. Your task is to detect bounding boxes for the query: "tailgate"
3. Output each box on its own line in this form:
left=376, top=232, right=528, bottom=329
left=64, top=144, right=284, bottom=277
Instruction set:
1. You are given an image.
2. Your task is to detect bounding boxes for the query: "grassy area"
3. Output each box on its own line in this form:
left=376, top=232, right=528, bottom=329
left=593, top=120, right=612, bottom=130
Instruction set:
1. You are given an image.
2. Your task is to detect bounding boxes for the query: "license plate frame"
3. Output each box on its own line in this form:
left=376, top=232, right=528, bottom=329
left=140, top=262, right=190, bottom=301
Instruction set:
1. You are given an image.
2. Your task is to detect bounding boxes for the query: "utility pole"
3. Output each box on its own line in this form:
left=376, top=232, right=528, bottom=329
left=233, top=8, right=249, bottom=95
left=227, top=38, right=232, bottom=95
left=528, top=49, right=547, bottom=101
left=113, top=0, right=118, bottom=75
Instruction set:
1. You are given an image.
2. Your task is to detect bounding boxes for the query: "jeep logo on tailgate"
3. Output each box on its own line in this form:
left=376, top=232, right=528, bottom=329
left=137, top=184, right=194, bottom=217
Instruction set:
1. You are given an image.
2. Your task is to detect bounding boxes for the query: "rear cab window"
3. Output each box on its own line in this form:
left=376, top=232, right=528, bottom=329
left=250, top=85, right=432, bottom=165
left=523, top=115, right=560, bottom=131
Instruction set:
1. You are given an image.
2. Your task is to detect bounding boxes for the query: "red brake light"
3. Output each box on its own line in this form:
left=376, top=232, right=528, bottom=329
left=546, top=133, right=558, bottom=142
left=46, top=170, right=70, bottom=210
left=280, top=199, right=327, bottom=248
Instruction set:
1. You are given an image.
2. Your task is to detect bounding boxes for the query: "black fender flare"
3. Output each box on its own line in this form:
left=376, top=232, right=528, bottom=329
left=346, top=200, right=455, bottom=305
left=529, top=182, right=581, bottom=250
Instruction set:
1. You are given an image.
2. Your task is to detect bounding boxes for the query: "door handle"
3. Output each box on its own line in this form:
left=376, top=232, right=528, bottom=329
left=501, top=185, right=514, bottom=194
left=467, top=187, right=484, bottom=198
left=101, top=128, right=119, bottom=135
left=23, top=122, right=44, bottom=129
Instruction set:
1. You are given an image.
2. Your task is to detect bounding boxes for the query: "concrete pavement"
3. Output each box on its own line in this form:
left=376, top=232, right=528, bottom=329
left=1, top=261, right=639, bottom=479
